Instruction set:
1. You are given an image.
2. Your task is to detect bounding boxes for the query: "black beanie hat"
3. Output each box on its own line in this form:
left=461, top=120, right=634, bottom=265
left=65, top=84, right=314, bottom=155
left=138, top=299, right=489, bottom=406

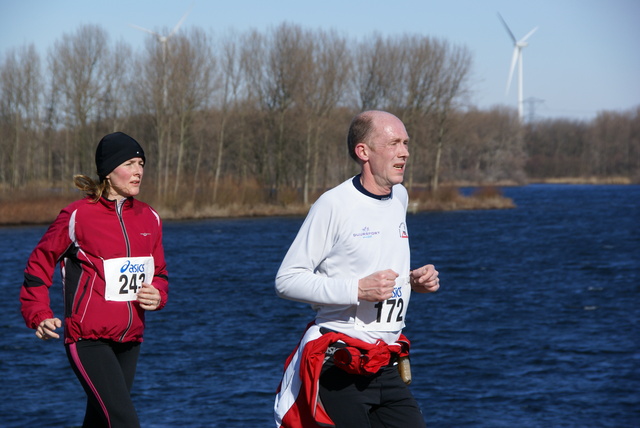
left=95, top=132, right=146, bottom=181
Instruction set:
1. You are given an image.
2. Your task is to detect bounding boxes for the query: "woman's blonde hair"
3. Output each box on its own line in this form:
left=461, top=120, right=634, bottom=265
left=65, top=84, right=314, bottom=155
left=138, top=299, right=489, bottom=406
left=73, top=174, right=110, bottom=203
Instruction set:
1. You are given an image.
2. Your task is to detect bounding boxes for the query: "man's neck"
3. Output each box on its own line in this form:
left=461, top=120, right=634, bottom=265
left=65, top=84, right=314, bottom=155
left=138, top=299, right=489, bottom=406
left=352, top=174, right=392, bottom=200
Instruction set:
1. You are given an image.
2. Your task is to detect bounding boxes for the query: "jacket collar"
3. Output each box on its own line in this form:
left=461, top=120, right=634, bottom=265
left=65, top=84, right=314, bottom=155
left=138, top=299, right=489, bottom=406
left=98, top=195, right=135, bottom=210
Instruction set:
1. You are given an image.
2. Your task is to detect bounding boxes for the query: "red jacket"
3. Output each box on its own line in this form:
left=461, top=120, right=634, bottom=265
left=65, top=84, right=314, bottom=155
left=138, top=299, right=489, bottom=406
left=275, top=323, right=410, bottom=428
left=20, top=196, right=169, bottom=344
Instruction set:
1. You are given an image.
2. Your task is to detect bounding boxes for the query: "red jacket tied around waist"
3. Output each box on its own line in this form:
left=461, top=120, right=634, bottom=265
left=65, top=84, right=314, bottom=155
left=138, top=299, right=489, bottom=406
left=274, top=323, right=410, bottom=428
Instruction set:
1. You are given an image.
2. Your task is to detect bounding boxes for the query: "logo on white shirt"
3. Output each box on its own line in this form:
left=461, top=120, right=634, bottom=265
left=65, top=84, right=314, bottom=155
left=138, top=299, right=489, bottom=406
left=399, top=223, right=408, bottom=238
left=353, top=226, right=381, bottom=239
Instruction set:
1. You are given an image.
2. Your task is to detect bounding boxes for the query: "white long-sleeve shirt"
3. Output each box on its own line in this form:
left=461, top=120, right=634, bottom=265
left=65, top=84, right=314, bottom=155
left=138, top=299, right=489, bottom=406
left=275, top=176, right=412, bottom=344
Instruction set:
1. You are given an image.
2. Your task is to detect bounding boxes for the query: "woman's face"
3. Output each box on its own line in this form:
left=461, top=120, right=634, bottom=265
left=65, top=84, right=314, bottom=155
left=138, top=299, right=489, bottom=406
left=106, top=157, right=144, bottom=200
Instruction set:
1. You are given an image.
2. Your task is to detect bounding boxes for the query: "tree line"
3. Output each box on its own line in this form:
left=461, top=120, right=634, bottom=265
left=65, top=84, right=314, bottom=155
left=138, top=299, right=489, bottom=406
left=1, top=22, right=638, bottom=209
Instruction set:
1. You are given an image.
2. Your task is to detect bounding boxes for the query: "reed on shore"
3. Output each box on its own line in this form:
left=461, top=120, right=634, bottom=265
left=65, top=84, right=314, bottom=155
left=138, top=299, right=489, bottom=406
left=0, top=183, right=515, bottom=227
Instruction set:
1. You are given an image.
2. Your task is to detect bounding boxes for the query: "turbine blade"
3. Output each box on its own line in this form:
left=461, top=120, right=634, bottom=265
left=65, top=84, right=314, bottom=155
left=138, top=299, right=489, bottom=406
left=497, top=12, right=516, bottom=43
left=506, top=47, right=519, bottom=95
left=168, top=4, right=194, bottom=38
left=129, top=24, right=160, bottom=38
left=520, top=26, right=538, bottom=43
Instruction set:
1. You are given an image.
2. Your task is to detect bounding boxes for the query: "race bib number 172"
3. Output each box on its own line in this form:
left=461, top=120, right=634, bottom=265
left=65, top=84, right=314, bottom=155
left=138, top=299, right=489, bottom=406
left=103, top=256, right=154, bottom=302
left=354, top=276, right=411, bottom=332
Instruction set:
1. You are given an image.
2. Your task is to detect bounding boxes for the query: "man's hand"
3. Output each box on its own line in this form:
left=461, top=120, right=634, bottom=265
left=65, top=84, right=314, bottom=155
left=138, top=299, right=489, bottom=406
left=410, top=264, right=440, bottom=293
left=358, top=269, right=399, bottom=302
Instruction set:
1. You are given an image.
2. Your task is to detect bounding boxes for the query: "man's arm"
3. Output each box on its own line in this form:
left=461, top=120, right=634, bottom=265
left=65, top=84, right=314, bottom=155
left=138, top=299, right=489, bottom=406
left=275, top=199, right=358, bottom=306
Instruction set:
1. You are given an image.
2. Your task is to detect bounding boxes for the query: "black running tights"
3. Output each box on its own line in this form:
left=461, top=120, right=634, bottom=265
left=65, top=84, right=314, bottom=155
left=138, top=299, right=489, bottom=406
left=66, top=339, right=141, bottom=428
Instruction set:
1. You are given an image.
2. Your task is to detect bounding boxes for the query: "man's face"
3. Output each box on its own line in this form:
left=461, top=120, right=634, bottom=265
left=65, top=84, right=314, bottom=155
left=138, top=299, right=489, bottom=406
left=364, top=114, right=410, bottom=193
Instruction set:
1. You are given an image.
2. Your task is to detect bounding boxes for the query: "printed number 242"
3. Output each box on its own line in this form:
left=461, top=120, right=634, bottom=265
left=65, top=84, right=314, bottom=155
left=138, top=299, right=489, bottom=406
left=119, top=273, right=145, bottom=295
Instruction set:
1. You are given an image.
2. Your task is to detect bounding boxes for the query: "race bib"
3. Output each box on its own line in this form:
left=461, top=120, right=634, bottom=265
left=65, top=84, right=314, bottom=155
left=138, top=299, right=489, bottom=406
left=103, top=256, right=154, bottom=302
left=355, top=276, right=411, bottom=331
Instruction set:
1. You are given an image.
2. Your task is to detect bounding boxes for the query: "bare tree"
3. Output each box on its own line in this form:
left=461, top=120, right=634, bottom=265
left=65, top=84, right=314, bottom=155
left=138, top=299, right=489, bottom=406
left=165, top=28, right=216, bottom=197
left=211, top=32, right=242, bottom=202
left=399, top=36, right=441, bottom=119
left=389, top=35, right=446, bottom=189
left=0, top=44, right=43, bottom=189
left=587, top=109, right=640, bottom=178
left=429, top=41, right=473, bottom=190
left=454, top=107, right=524, bottom=183
left=351, top=34, right=396, bottom=111
left=239, top=29, right=269, bottom=183
left=352, top=35, right=472, bottom=190
left=48, top=24, right=111, bottom=176
left=3, top=20, right=637, bottom=211
left=99, top=41, right=134, bottom=132
left=299, top=29, right=351, bottom=203
left=132, top=31, right=173, bottom=197
left=524, top=118, right=588, bottom=178
left=241, top=23, right=310, bottom=195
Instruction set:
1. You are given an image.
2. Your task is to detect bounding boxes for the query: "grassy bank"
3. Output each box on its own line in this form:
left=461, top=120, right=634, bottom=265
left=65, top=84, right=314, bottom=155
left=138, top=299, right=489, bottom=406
left=528, top=176, right=633, bottom=185
left=0, top=185, right=514, bottom=227
left=4, top=176, right=635, bottom=226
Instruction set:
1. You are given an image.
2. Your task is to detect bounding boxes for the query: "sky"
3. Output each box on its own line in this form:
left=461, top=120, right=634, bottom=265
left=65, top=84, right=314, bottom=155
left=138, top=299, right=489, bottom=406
left=1, top=0, right=638, bottom=122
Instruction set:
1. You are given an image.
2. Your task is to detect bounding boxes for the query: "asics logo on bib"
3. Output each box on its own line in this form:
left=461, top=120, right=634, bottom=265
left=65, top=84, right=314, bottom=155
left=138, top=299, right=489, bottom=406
left=119, top=260, right=146, bottom=274
left=392, top=286, right=403, bottom=298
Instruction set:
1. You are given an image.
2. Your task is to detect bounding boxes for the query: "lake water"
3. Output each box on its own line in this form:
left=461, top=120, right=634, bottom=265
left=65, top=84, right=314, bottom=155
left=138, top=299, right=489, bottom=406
left=0, top=184, right=638, bottom=427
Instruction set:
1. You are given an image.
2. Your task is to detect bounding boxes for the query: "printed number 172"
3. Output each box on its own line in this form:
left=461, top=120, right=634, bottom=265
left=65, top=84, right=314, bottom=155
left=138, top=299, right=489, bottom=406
left=374, top=298, right=404, bottom=323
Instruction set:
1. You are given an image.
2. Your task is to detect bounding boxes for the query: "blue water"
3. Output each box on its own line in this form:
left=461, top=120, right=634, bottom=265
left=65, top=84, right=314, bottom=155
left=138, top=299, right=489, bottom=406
left=1, top=184, right=638, bottom=427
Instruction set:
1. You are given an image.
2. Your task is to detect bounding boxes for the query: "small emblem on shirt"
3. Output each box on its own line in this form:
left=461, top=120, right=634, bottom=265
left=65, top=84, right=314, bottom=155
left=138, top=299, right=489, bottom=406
left=399, top=223, right=408, bottom=238
left=353, top=226, right=380, bottom=239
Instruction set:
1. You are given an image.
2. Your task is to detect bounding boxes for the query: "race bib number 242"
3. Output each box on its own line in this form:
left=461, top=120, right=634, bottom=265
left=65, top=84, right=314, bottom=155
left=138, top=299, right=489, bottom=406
left=103, top=256, right=154, bottom=302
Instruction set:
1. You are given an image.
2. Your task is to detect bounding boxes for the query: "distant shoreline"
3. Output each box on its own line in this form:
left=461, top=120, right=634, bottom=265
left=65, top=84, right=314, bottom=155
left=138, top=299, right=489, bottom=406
left=448, top=176, right=634, bottom=187
left=0, top=189, right=513, bottom=227
left=1, top=178, right=635, bottom=227
left=0, top=195, right=515, bottom=227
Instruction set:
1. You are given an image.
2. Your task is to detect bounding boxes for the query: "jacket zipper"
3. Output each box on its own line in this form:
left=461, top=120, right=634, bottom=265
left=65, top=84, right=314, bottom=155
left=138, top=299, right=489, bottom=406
left=116, top=199, right=134, bottom=342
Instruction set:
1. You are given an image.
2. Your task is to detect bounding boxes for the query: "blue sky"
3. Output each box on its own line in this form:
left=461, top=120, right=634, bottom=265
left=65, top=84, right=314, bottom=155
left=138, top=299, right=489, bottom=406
left=1, top=0, right=638, bottom=121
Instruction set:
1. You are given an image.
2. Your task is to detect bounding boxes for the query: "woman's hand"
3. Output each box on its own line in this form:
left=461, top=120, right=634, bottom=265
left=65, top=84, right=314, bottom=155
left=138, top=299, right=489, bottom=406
left=137, top=282, right=161, bottom=311
left=36, top=318, right=62, bottom=340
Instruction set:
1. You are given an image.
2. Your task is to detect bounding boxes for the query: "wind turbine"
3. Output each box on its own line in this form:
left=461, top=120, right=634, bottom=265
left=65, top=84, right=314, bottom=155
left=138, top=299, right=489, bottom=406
left=130, top=6, right=193, bottom=108
left=498, top=13, right=537, bottom=122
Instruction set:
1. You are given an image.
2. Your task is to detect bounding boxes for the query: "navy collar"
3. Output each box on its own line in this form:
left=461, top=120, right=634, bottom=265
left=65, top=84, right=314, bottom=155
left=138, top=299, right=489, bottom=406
left=352, top=174, right=392, bottom=201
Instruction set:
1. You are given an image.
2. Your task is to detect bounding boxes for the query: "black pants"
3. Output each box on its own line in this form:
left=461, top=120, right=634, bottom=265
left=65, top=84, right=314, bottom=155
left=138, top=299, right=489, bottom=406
left=66, top=339, right=141, bottom=428
left=319, top=358, right=427, bottom=428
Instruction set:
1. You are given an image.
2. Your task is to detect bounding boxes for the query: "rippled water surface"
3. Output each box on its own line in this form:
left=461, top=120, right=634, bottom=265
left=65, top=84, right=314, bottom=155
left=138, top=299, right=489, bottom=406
left=1, top=184, right=638, bottom=427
